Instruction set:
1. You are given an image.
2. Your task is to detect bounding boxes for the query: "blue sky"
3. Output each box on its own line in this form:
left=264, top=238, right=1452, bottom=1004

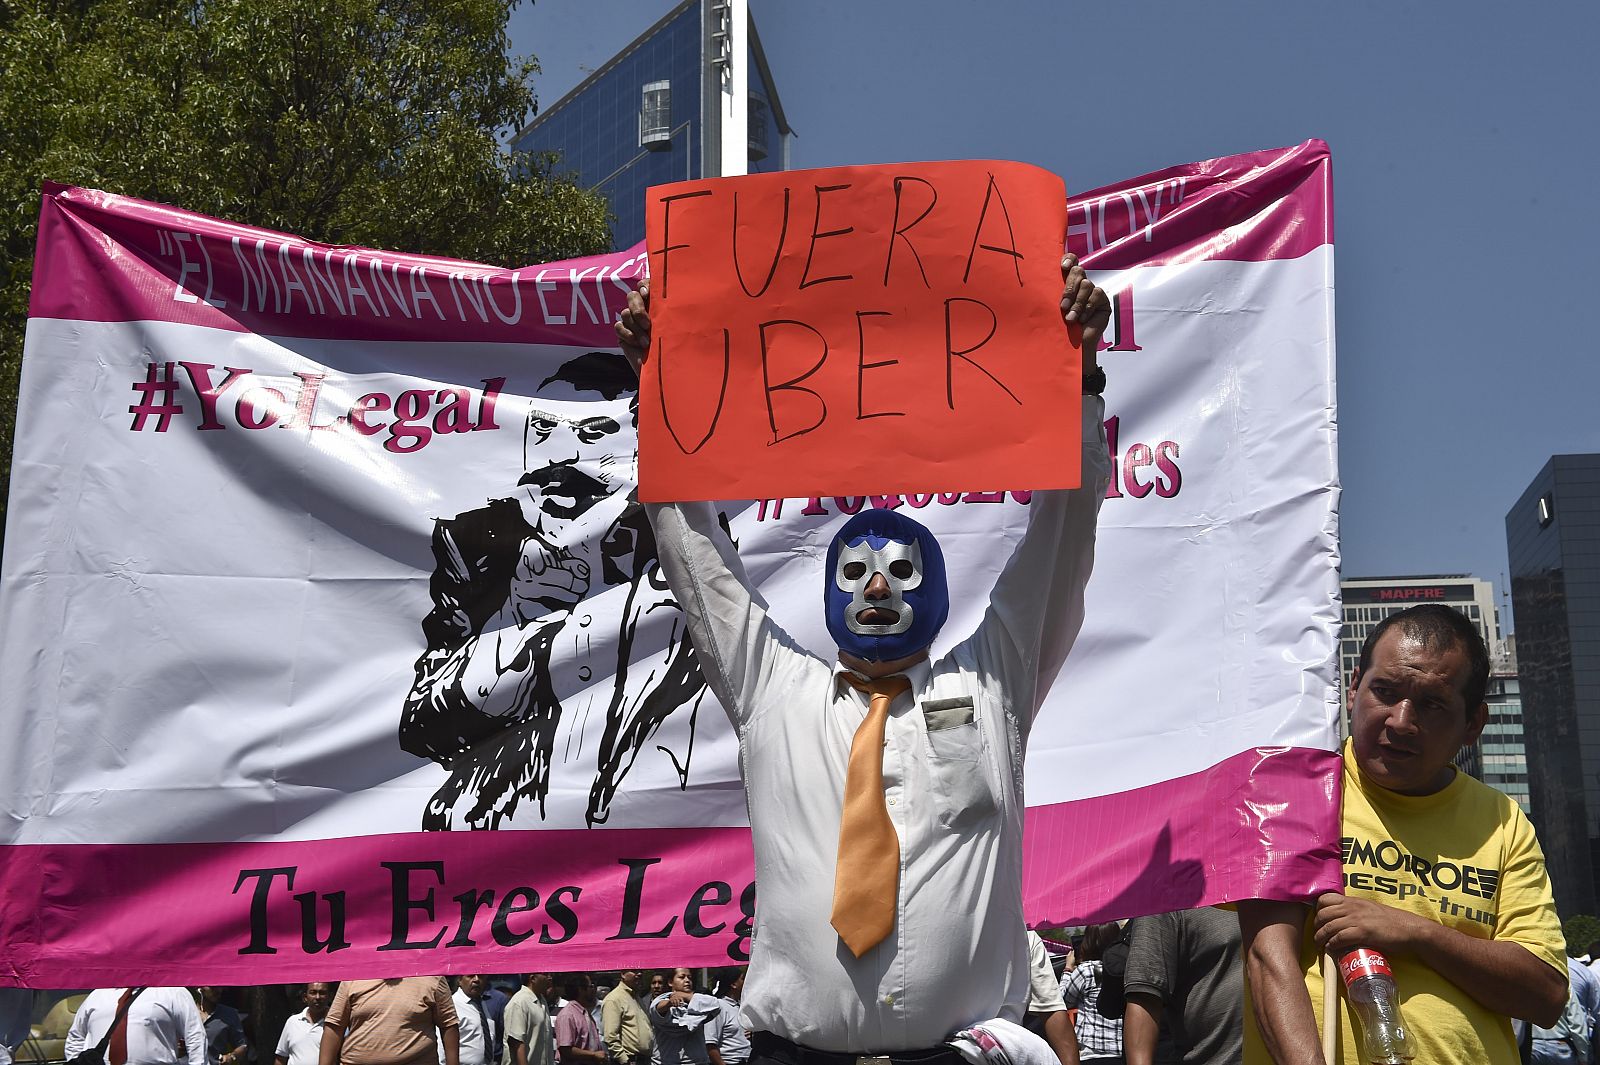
left=509, top=1, right=1600, bottom=635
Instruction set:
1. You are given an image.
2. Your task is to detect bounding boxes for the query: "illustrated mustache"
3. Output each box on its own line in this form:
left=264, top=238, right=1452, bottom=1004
left=519, top=462, right=609, bottom=500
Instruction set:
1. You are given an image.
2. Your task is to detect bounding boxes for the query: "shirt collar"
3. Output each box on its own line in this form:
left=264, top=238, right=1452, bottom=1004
left=833, top=656, right=933, bottom=702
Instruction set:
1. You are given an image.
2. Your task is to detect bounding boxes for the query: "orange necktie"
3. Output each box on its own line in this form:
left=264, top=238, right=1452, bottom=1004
left=831, top=672, right=911, bottom=957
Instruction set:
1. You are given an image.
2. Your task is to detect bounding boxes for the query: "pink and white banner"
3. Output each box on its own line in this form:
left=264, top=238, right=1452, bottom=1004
left=0, top=140, right=1340, bottom=986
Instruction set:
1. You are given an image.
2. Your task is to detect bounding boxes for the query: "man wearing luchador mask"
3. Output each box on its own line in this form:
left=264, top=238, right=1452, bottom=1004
left=614, top=253, right=1113, bottom=1061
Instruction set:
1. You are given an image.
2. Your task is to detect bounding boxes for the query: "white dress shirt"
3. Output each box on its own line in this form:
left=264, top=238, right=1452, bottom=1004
left=273, top=1010, right=324, bottom=1065
left=704, top=998, right=749, bottom=1064
left=65, top=988, right=207, bottom=1065
left=647, top=398, right=1109, bottom=1052
left=1024, top=931, right=1067, bottom=1013
left=448, top=990, right=496, bottom=1065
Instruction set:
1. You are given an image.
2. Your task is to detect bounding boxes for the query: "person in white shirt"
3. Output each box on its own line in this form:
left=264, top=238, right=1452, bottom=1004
left=450, top=977, right=498, bottom=1065
left=65, top=987, right=206, bottom=1065
left=615, top=256, right=1113, bottom=1062
left=703, top=969, right=749, bottom=1065
left=1024, top=931, right=1080, bottom=1065
left=275, top=983, right=333, bottom=1065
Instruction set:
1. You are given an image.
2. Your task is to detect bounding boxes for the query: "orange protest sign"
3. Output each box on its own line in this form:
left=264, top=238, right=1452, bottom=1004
left=637, top=159, right=1079, bottom=503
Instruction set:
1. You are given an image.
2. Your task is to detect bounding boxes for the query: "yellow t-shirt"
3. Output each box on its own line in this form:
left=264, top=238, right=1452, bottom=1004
left=1244, top=740, right=1565, bottom=1065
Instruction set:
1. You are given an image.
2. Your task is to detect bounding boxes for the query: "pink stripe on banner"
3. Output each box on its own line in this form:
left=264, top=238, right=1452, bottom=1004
left=28, top=183, right=645, bottom=344
left=0, top=747, right=1337, bottom=986
left=1068, top=139, right=1332, bottom=270
left=0, top=826, right=756, bottom=988
left=29, top=142, right=1328, bottom=340
left=1024, top=745, right=1343, bottom=926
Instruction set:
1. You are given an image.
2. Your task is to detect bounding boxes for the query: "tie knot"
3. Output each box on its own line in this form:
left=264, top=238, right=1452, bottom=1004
left=839, top=672, right=912, bottom=701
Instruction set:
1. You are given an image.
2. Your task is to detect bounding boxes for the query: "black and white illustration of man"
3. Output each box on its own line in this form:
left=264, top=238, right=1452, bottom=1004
left=399, top=351, right=712, bottom=829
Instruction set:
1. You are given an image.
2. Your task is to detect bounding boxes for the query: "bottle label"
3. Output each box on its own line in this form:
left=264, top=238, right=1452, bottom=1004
left=1339, top=948, right=1393, bottom=985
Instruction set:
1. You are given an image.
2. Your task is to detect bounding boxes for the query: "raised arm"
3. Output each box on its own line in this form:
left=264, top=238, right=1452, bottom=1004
left=964, top=254, right=1113, bottom=715
left=618, top=282, right=810, bottom=731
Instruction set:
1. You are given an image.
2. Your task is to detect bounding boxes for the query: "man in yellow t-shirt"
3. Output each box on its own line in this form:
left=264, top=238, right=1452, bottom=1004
left=1239, top=604, right=1568, bottom=1065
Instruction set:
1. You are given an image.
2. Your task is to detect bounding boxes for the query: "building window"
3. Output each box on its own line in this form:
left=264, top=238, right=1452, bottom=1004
left=1538, top=491, right=1555, bottom=527
left=641, top=81, right=672, bottom=150
left=748, top=95, right=769, bottom=160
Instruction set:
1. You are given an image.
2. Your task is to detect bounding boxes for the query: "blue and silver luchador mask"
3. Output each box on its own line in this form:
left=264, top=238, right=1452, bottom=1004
left=824, top=509, right=949, bottom=663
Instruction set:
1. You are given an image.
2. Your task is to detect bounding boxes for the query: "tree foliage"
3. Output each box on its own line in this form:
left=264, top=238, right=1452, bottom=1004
left=1564, top=913, right=1600, bottom=957
left=0, top=0, right=612, bottom=529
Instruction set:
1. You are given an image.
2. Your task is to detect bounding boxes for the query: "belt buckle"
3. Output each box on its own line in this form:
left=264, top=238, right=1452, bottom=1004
left=856, top=1057, right=892, bottom=1065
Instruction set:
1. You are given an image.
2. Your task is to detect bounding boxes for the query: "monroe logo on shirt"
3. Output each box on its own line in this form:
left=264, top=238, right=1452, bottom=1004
left=1340, top=835, right=1500, bottom=926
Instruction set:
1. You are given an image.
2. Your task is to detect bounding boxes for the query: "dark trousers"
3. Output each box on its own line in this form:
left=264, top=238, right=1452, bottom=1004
left=749, top=1033, right=965, bottom=1065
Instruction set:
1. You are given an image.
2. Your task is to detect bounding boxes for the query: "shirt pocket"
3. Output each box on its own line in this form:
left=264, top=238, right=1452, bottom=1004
left=921, top=697, right=999, bottom=830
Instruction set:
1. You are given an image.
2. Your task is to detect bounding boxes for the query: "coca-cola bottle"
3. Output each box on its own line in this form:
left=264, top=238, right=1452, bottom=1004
left=1339, top=948, right=1417, bottom=1063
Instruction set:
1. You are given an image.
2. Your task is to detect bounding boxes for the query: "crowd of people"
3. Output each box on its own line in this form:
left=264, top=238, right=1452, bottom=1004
left=24, top=968, right=753, bottom=1065
left=0, top=907, right=1270, bottom=1065
left=11, top=898, right=1600, bottom=1065
left=6, top=900, right=1394, bottom=1065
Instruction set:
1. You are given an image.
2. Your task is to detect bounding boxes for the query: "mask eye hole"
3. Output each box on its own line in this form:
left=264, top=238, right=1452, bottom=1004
left=889, top=560, right=914, bottom=580
left=842, top=561, right=867, bottom=581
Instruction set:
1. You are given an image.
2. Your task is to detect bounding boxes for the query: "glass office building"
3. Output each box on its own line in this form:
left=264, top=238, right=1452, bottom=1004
left=1483, top=664, right=1532, bottom=816
left=1507, top=454, right=1600, bottom=917
left=512, top=0, right=793, bottom=250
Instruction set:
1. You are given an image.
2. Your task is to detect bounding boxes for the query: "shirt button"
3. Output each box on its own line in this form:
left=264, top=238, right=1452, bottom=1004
left=888, top=798, right=897, bottom=806
left=883, top=995, right=895, bottom=1005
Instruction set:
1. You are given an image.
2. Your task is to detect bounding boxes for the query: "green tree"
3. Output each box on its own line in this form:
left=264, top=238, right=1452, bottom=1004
left=1564, top=913, right=1600, bottom=957
left=0, top=0, right=612, bottom=533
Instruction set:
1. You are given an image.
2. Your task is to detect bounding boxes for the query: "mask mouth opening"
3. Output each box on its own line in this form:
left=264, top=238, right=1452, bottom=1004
left=854, top=606, right=901, bottom=627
